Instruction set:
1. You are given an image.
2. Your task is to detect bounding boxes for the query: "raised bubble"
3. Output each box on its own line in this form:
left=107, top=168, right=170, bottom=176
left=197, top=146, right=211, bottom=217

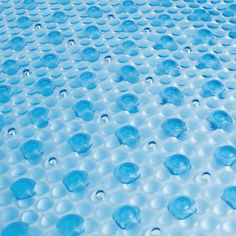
left=116, top=65, right=139, bottom=84
left=155, top=59, right=180, bottom=77
left=9, top=37, right=26, bottom=51
left=28, top=107, right=49, bottom=128
left=113, top=205, right=141, bottom=229
left=20, top=140, right=44, bottom=164
left=10, top=178, right=36, bottom=200
left=117, top=93, right=140, bottom=113
left=120, top=20, right=138, bottom=33
left=115, top=125, right=140, bottom=148
left=222, top=186, right=236, bottom=209
left=2, top=59, right=20, bottom=75
left=196, top=53, right=221, bottom=70
left=17, top=16, right=32, bottom=29
left=86, top=6, right=103, bottom=18
left=56, top=214, right=85, bottom=236
left=114, top=162, right=141, bottom=184
left=41, top=53, right=59, bottom=69
left=159, top=86, right=183, bottom=106
left=83, top=25, right=100, bottom=39
left=168, top=196, right=197, bottom=220
left=0, top=85, right=12, bottom=103
left=207, top=110, right=233, bottom=132
left=52, top=11, right=67, bottom=24
left=153, top=35, right=177, bottom=51
left=36, top=78, right=54, bottom=97
left=78, top=72, right=96, bottom=90
left=81, top=47, right=99, bottom=62
left=63, top=170, right=89, bottom=193
left=214, top=145, right=236, bottom=166
left=68, top=133, right=92, bottom=154
left=47, top=31, right=64, bottom=45
left=23, top=0, right=37, bottom=10
left=164, top=154, right=191, bottom=175
left=200, top=80, right=226, bottom=99
left=73, top=100, right=95, bottom=121
left=161, top=118, right=187, bottom=139
left=2, top=221, right=29, bottom=236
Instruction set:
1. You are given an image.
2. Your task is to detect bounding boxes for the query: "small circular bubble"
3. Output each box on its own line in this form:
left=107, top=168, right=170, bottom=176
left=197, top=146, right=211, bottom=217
left=192, top=99, right=200, bottom=107
left=68, top=39, right=75, bottom=45
left=147, top=141, right=157, bottom=151
left=48, top=157, right=58, bottom=167
left=23, top=69, right=31, bottom=76
left=146, top=77, right=153, bottom=84
left=201, top=172, right=211, bottom=183
left=101, top=114, right=109, bottom=123
left=144, top=27, right=151, bottom=33
left=105, top=55, right=112, bottom=62
left=108, top=14, right=115, bottom=19
left=151, top=227, right=161, bottom=236
left=59, top=89, right=67, bottom=97
left=35, top=23, right=42, bottom=29
left=184, top=46, right=192, bottom=53
left=96, top=190, right=105, bottom=200
left=7, top=128, right=16, bottom=137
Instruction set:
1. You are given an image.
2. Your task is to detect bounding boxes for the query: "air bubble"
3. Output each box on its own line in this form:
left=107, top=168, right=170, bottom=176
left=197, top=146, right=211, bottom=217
left=144, top=27, right=151, bottom=33
left=108, top=14, right=115, bottom=19
left=151, top=227, right=161, bottom=236
left=7, top=128, right=16, bottom=136
left=59, top=89, right=67, bottom=97
left=201, top=172, right=211, bottom=183
left=184, top=46, right=192, bottom=53
left=101, top=114, right=109, bottom=123
left=146, top=77, right=153, bottom=84
left=23, top=69, right=31, bottom=76
left=147, top=141, right=157, bottom=151
left=96, top=190, right=105, bottom=200
left=48, top=157, right=58, bottom=167
left=35, top=23, right=42, bottom=29
left=192, top=99, right=200, bottom=107
left=105, top=55, right=112, bottom=62
left=68, top=39, right=75, bottom=45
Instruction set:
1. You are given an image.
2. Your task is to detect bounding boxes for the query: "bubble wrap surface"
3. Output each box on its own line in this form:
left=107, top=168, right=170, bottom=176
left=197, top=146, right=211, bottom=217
left=0, top=0, right=236, bottom=235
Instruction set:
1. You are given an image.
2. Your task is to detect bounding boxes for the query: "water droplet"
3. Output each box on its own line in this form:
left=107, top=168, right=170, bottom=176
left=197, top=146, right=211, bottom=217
left=7, top=128, right=16, bottom=136
left=48, top=157, right=58, bottom=167
left=105, top=55, right=112, bottom=62
left=184, top=46, right=192, bottom=53
left=146, top=77, right=153, bottom=84
left=201, top=172, right=211, bottom=183
left=101, top=114, right=109, bottom=123
left=59, top=89, right=67, bottom=97
left=192, top=99, right=200, bottom=107
left=151, top=227, right=161, bottom=236
left=35, top=23, right=42, bottom=29
left=96, top=190, right=105, bottom=200
left=68, top=39, right=75, bottom=45
left=23, top=69, right=31, bottom=76
left=108, top=14, right=115, bottom=19
left=147, top=141, right=157, bottom=151
left=144, top=27, right=151, bottom=33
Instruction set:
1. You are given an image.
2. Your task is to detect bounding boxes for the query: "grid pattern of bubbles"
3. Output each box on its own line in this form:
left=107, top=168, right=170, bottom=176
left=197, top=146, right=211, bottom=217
left=0, top=0, right=236, bottom=235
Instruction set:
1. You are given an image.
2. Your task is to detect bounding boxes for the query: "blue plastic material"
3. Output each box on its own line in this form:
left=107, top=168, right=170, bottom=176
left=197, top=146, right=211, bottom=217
left=113, top=205, right=141, bottom=229
left=10, top=178, right=36, bottom=200
left=164, top=154, right=191, bottom=175
left=63, top=170, right=89, bottom=193
left=56, top=214, right=85, bottom=236
left=114, top=162, right=141, bottom=184
left=168, top=196, right=197, bottom=220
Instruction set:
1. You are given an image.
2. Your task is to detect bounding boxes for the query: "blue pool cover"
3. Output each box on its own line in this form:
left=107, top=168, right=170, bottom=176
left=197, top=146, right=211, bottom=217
left=0, top=0, right=236, bottom=235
